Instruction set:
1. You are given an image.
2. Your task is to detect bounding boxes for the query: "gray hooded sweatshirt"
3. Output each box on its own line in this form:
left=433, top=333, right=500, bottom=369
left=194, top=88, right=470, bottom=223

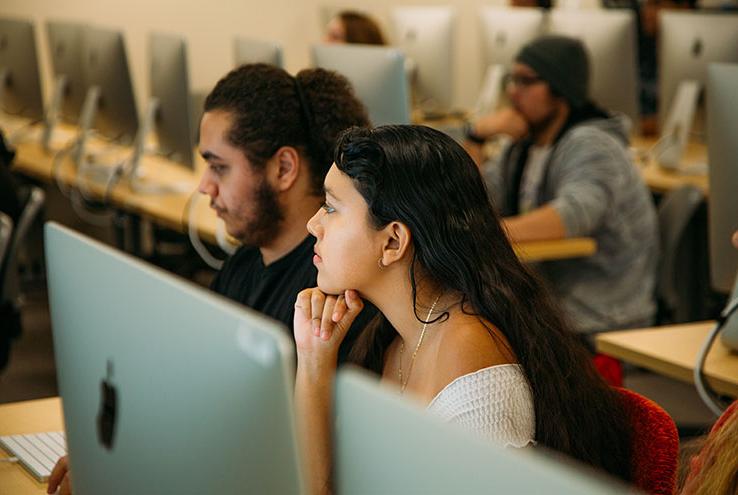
left=483, top=115, right=658, bottom=334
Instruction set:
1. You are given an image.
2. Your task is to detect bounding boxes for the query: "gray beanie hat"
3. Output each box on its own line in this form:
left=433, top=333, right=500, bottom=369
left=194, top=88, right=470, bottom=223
left=515, top=35, right=590, bottom=109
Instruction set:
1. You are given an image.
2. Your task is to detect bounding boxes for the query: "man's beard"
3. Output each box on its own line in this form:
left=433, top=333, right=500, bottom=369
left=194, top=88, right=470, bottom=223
left=528, top=105, right=564, bottom=141
left=239, top=178, right=285, bottom=248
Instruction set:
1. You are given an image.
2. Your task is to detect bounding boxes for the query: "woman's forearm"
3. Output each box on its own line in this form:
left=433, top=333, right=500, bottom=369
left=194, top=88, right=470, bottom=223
left=295, top=364, right=336, bottom=495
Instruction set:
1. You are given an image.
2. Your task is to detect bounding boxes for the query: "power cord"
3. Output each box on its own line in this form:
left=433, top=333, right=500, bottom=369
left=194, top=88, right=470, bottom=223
left=185, top=191, right=224, bottom=270
left=694, top=296, right=738, bottom=416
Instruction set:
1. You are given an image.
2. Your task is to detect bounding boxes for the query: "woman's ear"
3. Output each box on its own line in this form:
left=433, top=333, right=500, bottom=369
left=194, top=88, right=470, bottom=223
left=379, top=221, right=412, bottom=268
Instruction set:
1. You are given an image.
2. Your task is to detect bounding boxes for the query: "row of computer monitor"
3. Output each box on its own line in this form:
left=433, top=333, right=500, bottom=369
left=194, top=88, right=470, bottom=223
left=248, top=6, right=738, bottom=130
left=0, top=18, right=291, bottom=171
left=389, top=6, right=738, bottom=128
left=1, top=9, right=737, bottom=161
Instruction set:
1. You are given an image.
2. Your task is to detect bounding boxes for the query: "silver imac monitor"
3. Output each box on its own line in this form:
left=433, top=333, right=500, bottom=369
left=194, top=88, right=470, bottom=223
left=390, top=6, right=456, bottom=116
left=312, top=43, right=409, bottom=126
left=706, top=63, right=738, bottom=294
left=0, top=17, right=44, bottom=122
left=659, top=12, right=738, bottom=127
left=46, top=21, right=88, bottom=125
left=479, top=7, right=545, bottom=72
left=81, top=26, right=138, bottom=144
left=334, top=368, right=629, bottom=494
left=549, top=9, right=640, bottom=129
left=149, top=33, right=195, bottom=168
left=234, top=37, right=283, bottom=68
left=45, top=222, right=303, bottom=495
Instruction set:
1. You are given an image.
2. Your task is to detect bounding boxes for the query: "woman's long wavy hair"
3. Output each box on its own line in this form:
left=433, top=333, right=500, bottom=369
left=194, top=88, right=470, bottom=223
left=337, top=125, right=632, bottom=482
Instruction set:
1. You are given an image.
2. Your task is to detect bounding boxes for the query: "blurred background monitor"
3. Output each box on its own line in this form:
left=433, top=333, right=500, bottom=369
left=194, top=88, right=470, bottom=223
left=479, top=7, right=544, bottom=72
left=81, top=26, right=138, bottom=144
left=234, top=37, right=283, bottom=68
left=390, top=6, right=456, bottom=117
left=706, top=63, right=738, bottom=294
left=311, top=43, right=409, bottom=126
left=46, top=21, right=88, bottom=125
left=659, top=11, right=738, bottom=128
left=549, top=9, right=640, bottom=130
left=335, top=368, right=629, bottom=494
left=150, top=33, right=195, bottom=168
left=0, top=17, right=45, bottom=122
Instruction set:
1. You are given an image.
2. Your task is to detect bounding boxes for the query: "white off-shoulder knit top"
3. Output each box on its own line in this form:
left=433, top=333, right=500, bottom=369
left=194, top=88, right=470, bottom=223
left=426, top=364, right=535, bottom=448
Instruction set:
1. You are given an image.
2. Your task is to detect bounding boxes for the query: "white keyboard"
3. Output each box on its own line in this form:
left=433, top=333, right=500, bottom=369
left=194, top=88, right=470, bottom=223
left=0, top=431, right=67, bottom=482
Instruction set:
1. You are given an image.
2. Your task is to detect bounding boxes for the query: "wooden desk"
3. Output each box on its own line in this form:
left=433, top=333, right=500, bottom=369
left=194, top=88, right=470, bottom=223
left=596, top=321, right=738, bottom=397
left=11, top=133, right=596, bottom=263
left=0, top=397, right=63, bottom=495
left=513, top=237, right=596, bottom=262
left=12, top=136, right=219, bottom=243
left=630, top=136, right=709, bottom=196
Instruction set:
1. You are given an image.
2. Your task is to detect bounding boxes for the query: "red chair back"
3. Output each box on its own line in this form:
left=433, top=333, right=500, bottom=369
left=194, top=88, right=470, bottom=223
left=617, top=388, right=679, bottom=495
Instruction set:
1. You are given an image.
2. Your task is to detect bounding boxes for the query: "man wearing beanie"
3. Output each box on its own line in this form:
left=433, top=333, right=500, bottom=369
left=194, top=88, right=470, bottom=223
left=465, top=35, right=658, bottom=336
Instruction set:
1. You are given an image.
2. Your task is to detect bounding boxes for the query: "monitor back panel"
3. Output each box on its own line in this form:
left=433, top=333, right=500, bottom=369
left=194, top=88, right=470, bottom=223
left=45, top=223, right=302, bottom=495
left=335, top=368, right=630, bottom=494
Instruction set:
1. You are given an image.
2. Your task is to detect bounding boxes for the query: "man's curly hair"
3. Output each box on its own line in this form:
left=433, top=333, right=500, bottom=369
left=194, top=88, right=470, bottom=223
left=204, top=63, right=370, bottom=195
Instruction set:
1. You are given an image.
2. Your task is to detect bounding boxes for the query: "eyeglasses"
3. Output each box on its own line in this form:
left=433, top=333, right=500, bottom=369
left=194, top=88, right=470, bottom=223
left=504, top=73, right=545, bottom=88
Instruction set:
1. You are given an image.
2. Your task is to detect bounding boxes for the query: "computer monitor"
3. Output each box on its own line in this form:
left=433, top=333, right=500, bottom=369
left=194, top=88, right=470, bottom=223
left=146, top=32, right=196, bottom=169
left=234, top=37, right=283, bottom=68
left=312, top=43, right=409, bottom=126
left=80, top=26, right=138, bottom=144
left=477, top=7, right=545, bottom=116
left=45, top=222, right=303, bottom=494
left=390, top=6, right=456, bottom=116
left=46, top=21, right=88, bottom=126
left=479, top=7, right=545, bottom=73
left=659, top=12, right=738, bottom=127
left=548, top=9, right=640, bottom=129
left=334, top=368, right=629, bottom=494
left=706, top=63, right=738, bottom=294
left=0, top=17, right=44, bottom=122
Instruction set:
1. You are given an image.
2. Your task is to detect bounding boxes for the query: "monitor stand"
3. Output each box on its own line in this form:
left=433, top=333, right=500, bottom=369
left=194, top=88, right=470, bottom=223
left=125, top=97, right=191, bottom=195
left=41, top=76, right=69, bottom=151
left=655, top=80, right=702, bottom=173
left=471, top=64, right=505, bottom=118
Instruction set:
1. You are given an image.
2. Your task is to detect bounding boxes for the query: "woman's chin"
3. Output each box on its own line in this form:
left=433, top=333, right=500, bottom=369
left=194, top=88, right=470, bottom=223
left=316, top=276, right=345, bottom=296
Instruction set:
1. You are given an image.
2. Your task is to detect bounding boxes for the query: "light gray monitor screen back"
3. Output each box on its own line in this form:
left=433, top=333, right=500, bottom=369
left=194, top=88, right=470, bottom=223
left=549, top=9, right=640, bottom=128
left=0, top=18, right=44, bottom=121
left=45, top=222, right=303, bottom=495
left=312, top=43, right=409, bottom=126
left=335, top=368, right=630, bottom=494
left=706, top=63, right=738, bottom=294
left=659, top=12, right=738, bottom=126
left=150, top=33, right=195, bottom=168
left=479, top=7, right=545, bottom=71
left=234, top=37, right=283, bottom=68
left=391, top=6, right=456, bottom=114
left=46, top=21, right=87, bottom=125
left=82, top=27, right=139, bottom=143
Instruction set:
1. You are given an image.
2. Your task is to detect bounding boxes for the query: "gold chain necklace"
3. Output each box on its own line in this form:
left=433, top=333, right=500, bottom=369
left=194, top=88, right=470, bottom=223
left=398, top=295, right=441, bottom=394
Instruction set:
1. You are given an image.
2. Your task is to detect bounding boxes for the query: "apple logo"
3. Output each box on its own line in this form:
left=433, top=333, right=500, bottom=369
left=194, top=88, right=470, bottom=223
left=97, top=359, right=117, bottom=450
left=691, top=38, right=703, bottom=58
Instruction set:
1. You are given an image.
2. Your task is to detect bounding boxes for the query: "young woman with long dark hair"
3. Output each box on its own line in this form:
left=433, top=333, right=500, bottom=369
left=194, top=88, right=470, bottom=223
left=294, top=125, right=632, bottom=494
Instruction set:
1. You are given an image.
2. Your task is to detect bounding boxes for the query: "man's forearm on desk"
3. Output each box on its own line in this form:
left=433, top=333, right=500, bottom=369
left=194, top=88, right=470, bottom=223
left=502, top=205, right=567, bottom=243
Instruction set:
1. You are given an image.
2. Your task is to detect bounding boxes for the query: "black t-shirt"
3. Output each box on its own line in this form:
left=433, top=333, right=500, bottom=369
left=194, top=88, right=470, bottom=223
left=210, top=235, right=373, bottom=364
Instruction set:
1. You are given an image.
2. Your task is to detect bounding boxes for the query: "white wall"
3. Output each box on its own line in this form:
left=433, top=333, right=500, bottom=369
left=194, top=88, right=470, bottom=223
left=1, top=0, right=511, bottom=117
